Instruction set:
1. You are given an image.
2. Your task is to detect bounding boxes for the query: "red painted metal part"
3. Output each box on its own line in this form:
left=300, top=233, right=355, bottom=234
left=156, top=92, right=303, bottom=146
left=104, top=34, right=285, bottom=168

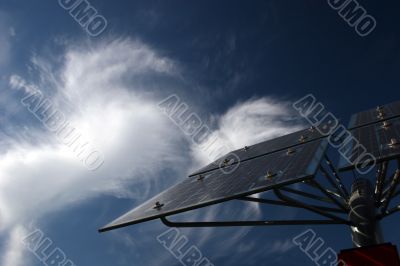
left=338, top=243, right=400, bottom=266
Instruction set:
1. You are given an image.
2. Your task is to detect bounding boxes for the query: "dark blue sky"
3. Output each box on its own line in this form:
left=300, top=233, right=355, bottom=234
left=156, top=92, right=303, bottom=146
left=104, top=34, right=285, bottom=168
left=0, top=1, right=399, bottom=266
left=3, top=0, right=400, bottom=113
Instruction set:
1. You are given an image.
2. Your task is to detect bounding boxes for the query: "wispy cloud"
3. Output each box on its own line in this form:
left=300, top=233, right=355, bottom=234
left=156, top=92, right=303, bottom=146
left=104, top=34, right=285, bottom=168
left=190, top=97, right=305, bottom=168
left=1, top=38, right=186, bottom=229
left=1, top=226, right=27, bottom=266
left=0, top=38, right=187, bottom=265
left=268, top=239, right=295, bottom=254
left=0, top=37, right=305, bottom=265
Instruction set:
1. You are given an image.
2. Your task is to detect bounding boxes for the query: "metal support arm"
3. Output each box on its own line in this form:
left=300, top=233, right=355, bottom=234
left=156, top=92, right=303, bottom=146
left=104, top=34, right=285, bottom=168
left=160, top=217, right=346, bottom=228
left=274, top=189, right=350, bottom=225
left=380, top=204, right=400, bottom=219
left=375, top=162, right=388, bottom=206
left=381, top=167, right=400, bottom=215
left=307, top=180, right=349, bottom=211
left=240, top=196, right=346, bottom=213
left=279, top=187, right=333, bottom=203
left=324, top=155, right=350, bottom=198
left=320, top=166, right=347, bottom=200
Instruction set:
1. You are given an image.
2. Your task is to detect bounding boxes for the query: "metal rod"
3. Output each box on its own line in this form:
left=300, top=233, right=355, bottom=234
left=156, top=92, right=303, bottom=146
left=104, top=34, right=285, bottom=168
left=380, top=171, right=398, bottom=201
left=375, top=162, right=388, bottom=206
left=379, top=204, right=400, bottom=219
left=308, top=180, right=349, bottom=212
left=273, top=189, right=350, bottom=224
left=305, top=181, right=344, bottom=199
left=160, top=217, right=346, bottom=228
left=325, top=189, right=345, bottom=199
left=324, top=155, right=350, bottom=198
left=240, top=196, right=346, bottom=213
left=319, top=166, right=347, bottom=200
left=279, top=187, right=333, bottom=203
left=381, top=184, right=391, bottom=200
left=381, top=165, right=400, bottom=215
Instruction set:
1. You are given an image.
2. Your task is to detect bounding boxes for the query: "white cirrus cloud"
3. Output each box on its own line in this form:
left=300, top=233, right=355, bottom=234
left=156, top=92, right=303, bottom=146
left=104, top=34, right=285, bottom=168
left=1, top=226, right=27, bottom=266
left=189, top=97, right=305, bottom=170
left=1, top=38, right=187, bottom=266
left=0, top=37, right=305, bottom=265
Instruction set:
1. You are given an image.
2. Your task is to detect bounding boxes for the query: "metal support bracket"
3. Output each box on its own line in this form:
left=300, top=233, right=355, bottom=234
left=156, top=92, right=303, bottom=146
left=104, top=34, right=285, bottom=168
left=274, top=189, right=350, bottom=225
left=160, top=216, right=347, bottom=228
left=239, top=196, right=346, bottom=213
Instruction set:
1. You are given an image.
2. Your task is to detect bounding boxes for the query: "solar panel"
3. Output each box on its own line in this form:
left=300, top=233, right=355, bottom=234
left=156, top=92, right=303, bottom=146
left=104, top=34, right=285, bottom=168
left=348, top=100, right=400, bottom=130
left=99, top=139, right=328, bottom=232
left=189, top=126, right=325, bottom=177
left=339, top=117, right=400, bottom=171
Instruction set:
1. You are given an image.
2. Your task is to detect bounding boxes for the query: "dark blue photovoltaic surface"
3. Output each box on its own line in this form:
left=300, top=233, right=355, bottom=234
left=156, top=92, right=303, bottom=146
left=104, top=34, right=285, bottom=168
left=100, top=139, right=328, bottom=232
left=189, top=126, right=325, bottom=177
left=348, top=100, right=400, bottom=130
left=339, top=117, right=400, bottom=171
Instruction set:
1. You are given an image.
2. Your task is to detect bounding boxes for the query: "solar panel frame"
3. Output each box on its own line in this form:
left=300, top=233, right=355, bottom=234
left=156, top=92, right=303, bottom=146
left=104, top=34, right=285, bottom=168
left=189, top=126, right=326, bottom=177
left=348, top=100, right=400, bottom=130
left=99, top=139, right=328, bottom=232
left=339, top=117, right=400, bottom=171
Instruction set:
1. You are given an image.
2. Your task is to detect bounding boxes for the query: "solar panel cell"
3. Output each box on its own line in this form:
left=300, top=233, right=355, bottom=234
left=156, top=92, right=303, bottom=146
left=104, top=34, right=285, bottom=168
left=99, top=139, right=328, bottom=232
left=339, top=117, right=400, bottom=171
left=348, top=100, right=400, bottom=129
left=189, top=127, right=326, bottom=177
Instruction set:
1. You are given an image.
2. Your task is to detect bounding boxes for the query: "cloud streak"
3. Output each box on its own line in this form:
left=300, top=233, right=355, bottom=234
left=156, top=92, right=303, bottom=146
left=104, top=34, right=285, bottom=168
left=0, top=37, right=305, bottom=265
left=0, top=38, right=188, bottom=266
left=1, top=226, right=27, bottom=266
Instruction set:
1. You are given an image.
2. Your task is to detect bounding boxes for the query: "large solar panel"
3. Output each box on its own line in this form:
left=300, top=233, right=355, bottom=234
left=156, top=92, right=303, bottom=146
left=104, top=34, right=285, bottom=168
left=348, top=100, right=400, bottom=130
left=189, top=126, right=326, bottom=177
left=99, top=139, right=328, bottom=232
left=339, top=117, right=400, bottom=171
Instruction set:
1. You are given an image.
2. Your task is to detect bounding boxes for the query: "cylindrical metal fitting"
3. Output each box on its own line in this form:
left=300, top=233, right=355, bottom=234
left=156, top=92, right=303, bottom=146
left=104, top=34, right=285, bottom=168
left=349, top=178, right=384, bottom=247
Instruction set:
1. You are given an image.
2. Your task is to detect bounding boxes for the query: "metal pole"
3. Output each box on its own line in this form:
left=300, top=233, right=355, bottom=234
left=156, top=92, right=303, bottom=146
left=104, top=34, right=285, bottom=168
left=349, top=178, right=384, bottom=247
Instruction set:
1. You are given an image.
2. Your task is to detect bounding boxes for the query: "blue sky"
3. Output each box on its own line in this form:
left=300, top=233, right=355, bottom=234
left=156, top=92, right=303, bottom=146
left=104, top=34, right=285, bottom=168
left=0, top=0, right=400, bottom=265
